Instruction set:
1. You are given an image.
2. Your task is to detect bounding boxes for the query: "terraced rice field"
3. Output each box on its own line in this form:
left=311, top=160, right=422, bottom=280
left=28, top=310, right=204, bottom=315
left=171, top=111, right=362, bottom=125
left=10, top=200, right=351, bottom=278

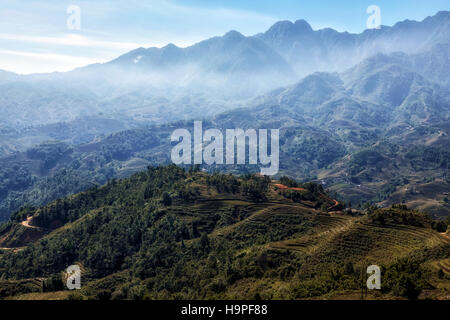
left=269, top=215, right=450, bottom=266
left=269, top=214, right=354, bottom=253
left=0, top=278, right=44, bottom=298
left=172, top=198, right=450, bottom=270
left=435, top=258, right=450, bottom=275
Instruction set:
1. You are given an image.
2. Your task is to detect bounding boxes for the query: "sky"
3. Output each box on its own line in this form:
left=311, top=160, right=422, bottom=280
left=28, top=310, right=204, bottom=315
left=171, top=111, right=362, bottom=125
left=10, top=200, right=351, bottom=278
left=0, top=0, right=448, bottom=74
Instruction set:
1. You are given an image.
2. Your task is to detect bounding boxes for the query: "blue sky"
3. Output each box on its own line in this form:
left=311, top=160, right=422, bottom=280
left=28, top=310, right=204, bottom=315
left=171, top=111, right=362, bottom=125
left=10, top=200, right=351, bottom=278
left=0, top=0, right=448, bottom=74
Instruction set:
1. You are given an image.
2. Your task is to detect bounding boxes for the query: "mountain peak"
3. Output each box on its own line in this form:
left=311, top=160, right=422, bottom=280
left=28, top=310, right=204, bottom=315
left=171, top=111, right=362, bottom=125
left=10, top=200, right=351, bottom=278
left=294, top=19, right=313, bottom=32
left=423, top=10, right=450, bottom=24
left=223, top=30, right=245, bottom=40
left=161, top=43, right=182, bottom=54
left=266, top=20, right=294, bottom=34
left=435, top=10, right=450, bottom=18
left=163, top=43, right=179, bottom=49
left=265, top=19, right=313, bottom=38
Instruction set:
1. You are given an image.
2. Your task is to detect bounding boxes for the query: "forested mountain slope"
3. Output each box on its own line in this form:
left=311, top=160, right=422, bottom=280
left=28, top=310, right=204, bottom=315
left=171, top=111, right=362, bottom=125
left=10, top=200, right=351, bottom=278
left=0, top=166, right=449, bottom=300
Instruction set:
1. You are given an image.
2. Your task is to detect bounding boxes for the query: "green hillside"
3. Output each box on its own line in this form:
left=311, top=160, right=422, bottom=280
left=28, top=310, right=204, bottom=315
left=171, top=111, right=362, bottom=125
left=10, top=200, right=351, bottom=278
left=0, top=166, right=448, bottom=300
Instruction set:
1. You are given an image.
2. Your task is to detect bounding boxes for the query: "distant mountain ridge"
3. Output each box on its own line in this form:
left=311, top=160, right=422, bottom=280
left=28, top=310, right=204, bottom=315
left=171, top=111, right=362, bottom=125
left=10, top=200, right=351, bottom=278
left=256, top=11, right=450, bottom=75
left=99, top=10, right=450, bottom=85
left=0, top=45, right=448, bottom=221
left=0, top=11, right=448, bottom=133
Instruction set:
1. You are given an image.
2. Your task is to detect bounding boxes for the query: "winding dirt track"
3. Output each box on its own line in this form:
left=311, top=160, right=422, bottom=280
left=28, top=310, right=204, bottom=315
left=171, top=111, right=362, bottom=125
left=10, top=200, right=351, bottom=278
left=0, top=217, right=37, bottom=252
left=440, top=232, right=450, bottom=240
left=329, top=199, right=340, bottom=210
left=273, top=184, right=306, bottom=192
left=21, top=216, right=38, bottom=229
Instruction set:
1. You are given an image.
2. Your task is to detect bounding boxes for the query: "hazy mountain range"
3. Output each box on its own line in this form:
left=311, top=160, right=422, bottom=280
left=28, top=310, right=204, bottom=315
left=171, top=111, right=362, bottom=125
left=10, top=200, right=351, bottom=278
left=0, top=11, right=448, bottom=221
left=0, top=11, right=449, bottom=130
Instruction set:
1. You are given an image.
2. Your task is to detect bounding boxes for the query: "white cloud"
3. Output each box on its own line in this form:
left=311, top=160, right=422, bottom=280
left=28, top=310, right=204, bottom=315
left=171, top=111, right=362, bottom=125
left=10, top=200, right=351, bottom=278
left=0, top=33, right=149, bottom=50
left=0, top=49, right=106, bottom=74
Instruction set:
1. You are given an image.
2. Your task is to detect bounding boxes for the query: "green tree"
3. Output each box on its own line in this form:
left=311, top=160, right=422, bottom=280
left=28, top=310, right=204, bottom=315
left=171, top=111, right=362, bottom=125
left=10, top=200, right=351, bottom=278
left=161, top=192, right=172, bottom=206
